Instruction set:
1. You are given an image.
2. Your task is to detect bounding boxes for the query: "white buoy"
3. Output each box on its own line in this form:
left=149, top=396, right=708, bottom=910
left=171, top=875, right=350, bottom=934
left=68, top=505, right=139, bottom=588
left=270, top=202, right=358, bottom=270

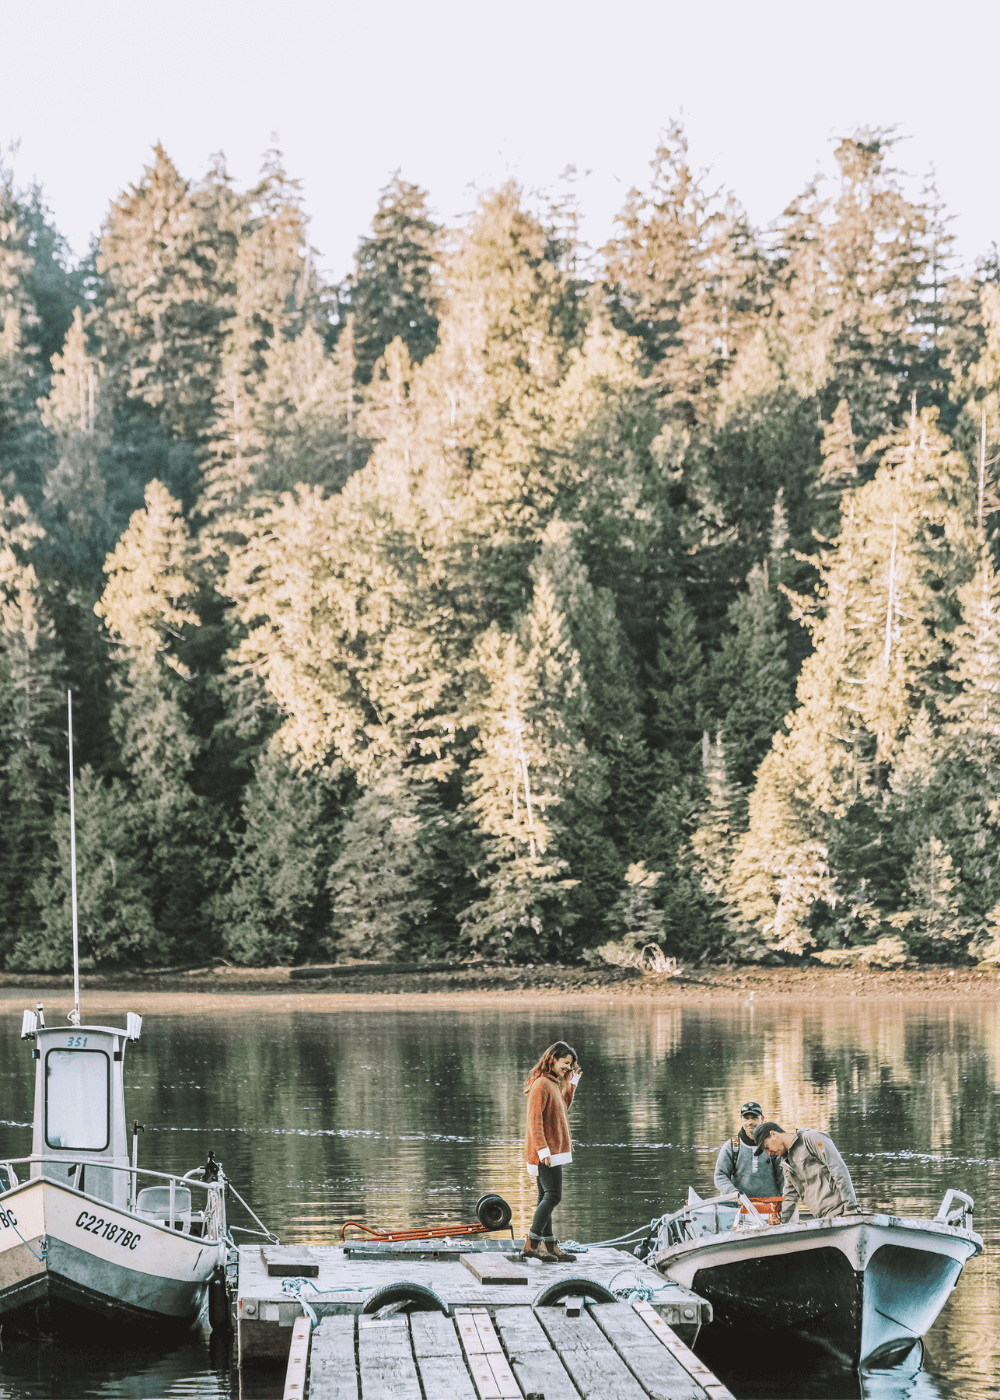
left=67, top=691, right=81, bottom=1027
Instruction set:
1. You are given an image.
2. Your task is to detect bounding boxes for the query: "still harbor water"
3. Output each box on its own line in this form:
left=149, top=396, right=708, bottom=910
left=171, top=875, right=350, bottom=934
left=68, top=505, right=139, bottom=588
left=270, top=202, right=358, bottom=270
left=0, top=995, right=996, bottom=1400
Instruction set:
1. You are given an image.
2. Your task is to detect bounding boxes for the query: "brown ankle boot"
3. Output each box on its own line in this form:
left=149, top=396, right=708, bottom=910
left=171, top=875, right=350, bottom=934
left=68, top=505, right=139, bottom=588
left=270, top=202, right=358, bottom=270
left=544, top=1242, right=578, bottom=1263
left=521, top=1240, right=553, bottom=1262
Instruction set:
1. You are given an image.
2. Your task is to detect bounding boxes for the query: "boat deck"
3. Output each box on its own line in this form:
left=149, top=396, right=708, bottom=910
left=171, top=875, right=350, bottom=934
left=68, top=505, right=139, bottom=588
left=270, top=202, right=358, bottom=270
left=237, top=1240, right=731, bottom=1398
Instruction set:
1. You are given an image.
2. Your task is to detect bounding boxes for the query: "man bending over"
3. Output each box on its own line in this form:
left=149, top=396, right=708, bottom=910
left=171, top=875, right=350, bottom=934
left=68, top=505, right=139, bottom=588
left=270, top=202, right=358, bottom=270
left=753, top=1122, right=858, bottom=1225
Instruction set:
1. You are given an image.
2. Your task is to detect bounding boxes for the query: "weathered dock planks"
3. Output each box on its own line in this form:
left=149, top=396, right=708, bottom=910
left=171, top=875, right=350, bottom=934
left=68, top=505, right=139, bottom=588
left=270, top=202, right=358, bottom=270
left=237, top=1242, right=710, bottom=1359
left=292, top=1299, right=735, bottom=1400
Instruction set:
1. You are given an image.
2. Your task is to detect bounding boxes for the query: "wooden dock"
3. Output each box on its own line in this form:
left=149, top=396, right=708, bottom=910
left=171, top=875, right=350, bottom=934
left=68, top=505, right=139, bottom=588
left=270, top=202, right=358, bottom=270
left=286, top=1300, right=732, bottom=1399
left=237, top=1240, right=733, bottom=1399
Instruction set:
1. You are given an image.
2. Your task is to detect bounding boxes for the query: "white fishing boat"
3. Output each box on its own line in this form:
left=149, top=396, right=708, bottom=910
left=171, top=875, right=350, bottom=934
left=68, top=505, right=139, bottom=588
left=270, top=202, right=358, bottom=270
left=0, top=1007, right=233, bottom=1333
left=0, top=692, right=271, bottom=1335
left=644, top=1188, right=983, bottom=1369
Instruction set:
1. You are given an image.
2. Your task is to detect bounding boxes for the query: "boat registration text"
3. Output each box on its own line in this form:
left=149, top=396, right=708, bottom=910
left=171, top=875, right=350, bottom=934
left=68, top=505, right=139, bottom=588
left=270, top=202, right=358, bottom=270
left=75, top=1211, right=141, bottom=1250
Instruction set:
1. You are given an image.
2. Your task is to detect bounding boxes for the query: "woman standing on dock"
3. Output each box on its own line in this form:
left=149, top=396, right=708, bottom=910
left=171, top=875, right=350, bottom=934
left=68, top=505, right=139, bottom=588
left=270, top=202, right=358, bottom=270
left=523, top=1041, right=581, bottom=1263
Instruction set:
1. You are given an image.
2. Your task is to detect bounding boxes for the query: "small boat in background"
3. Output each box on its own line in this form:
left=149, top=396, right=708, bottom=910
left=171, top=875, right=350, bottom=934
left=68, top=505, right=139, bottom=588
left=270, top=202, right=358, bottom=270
left=0, top=1006, right=233, bottom=1332
left=645, top=1187, right=983, bottom=1369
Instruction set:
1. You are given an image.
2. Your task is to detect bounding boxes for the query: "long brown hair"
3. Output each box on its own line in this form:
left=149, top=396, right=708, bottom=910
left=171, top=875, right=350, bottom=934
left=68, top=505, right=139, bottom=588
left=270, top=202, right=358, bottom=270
left=525, top=1041, right=578, bottom=1102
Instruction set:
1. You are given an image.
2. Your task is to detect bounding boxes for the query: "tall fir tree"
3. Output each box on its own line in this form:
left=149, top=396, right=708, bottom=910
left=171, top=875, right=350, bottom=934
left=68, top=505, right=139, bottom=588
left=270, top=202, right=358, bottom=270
left=327, top=762, right=434, bottom=961
left=0, top=490, right=64, bottom=963
left=217, top=748, right=334, bottom=965
left=346, top=174, right=440, bottom=384
left=714, top=562, right=793, bottom=789
left=94, top=145, right=232, bottom=443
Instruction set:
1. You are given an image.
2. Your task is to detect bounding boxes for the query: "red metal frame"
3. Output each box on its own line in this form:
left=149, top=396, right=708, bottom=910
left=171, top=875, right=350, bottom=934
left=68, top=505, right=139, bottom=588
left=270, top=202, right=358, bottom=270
left=340, top=1219, right=490, bottom=1242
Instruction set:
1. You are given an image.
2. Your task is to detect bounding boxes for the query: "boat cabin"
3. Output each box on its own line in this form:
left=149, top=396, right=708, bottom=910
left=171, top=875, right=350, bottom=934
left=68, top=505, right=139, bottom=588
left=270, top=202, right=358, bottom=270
left=21, top=1009, right=216, bottom=1237
left=25, top=1013, right=140, bottom=1210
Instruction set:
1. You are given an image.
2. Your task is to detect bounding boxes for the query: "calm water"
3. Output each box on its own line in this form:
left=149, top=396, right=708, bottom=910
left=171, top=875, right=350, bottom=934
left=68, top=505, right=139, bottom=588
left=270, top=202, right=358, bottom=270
left=0, top=997, right=996, bottom=1400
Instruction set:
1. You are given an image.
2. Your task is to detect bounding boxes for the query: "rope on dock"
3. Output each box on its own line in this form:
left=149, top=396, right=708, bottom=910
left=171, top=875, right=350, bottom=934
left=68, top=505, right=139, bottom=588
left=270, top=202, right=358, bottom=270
left=607, top=1267, right=679, bottom=1302
left=561, top=1215, right=664, bottom=1251
left=279, top=1276, right=364, bottom=1328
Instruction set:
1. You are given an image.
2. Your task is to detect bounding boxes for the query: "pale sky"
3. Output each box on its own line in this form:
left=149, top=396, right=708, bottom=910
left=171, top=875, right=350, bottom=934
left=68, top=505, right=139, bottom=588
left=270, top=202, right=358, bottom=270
left=3, top=0, right=997, bottom=282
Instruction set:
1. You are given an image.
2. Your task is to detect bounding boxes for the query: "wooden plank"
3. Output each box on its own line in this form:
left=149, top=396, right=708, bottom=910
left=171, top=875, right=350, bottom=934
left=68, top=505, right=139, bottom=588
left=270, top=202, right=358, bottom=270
left=456, top=1309, right=486, bottom=1353
left=464, top=1352, right=503, bottom=1399
left=454, top=1309, right=520, bottom=1399
left=416, top=1355, right=479, bottom=1400
left=410, top=1311, right=464, bottom=1357
left=535, top=1309, right=648, bottom=1399
left=261, top=1245, right=319, bottom=1278
left=495, top=1307, right=581, bottom=1400
left=461, top=1253, right=529, bottom=1286
left=473, top=1311, right=505, bottom=1355
left=309, top=1315, right=359, bottom=1400
left=494, top=1306, right=552, bottom=1353
left=632, top=1301, right=736, bottom=1400
left=358, top=1316, right=423, bottom=1400
left=534, top=1308, right=620, bottom=1353
left=282, top=1315, right=310, bottom=1400
left=509, top=1347, right=582, bottom=1400
left=589, top=1303, right=705, bottom=1400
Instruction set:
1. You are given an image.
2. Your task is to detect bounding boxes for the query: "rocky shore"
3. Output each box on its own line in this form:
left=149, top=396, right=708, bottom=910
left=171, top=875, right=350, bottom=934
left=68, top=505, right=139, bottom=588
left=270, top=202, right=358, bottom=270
left=0, top=960, right=997, bottom=1003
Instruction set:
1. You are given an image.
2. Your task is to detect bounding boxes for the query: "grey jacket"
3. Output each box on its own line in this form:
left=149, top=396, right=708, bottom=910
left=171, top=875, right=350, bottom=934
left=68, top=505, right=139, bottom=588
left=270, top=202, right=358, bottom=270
left=779, top=1128, right=858, bottom=1224
left=714, top=1133, right=784, bottom=1199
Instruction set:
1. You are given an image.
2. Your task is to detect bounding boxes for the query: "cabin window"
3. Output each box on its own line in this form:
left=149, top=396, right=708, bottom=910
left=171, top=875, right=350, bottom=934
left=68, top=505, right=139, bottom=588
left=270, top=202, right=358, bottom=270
left=45, top=1050, right=110, bottom=1151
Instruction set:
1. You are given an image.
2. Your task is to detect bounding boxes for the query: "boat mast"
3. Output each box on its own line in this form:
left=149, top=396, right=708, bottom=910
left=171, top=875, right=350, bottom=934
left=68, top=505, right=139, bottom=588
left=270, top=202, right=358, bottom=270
left=67, top=690, right=81, bottom=1027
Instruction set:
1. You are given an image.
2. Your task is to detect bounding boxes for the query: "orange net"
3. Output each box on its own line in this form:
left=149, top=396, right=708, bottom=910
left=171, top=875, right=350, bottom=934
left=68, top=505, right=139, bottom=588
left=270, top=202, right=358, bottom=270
left=735, top=1196, right=783, bottom=1227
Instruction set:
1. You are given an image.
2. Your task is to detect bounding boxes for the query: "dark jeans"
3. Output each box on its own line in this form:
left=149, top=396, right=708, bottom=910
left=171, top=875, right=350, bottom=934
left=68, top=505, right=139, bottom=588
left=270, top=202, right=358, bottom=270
left=529, top=1163, right=563, bottom=1242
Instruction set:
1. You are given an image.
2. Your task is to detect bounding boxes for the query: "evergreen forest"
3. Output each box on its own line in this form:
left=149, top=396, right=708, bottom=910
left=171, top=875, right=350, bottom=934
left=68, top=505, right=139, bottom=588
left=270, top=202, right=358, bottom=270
left=2, top=127, right=1000, bottom=973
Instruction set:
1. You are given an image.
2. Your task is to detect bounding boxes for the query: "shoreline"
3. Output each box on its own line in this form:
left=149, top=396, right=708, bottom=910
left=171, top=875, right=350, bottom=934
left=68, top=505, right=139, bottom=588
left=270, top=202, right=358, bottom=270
left=0, top=963, right=997, bottom=1015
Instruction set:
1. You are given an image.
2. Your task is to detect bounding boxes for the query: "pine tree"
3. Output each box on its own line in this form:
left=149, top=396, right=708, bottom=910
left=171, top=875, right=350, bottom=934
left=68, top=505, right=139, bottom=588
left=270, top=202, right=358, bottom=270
left=603, top=121, right=760, bottom=415
left=250, top=324, right=358, bottom=495
left=200, top=149, right=322, bottom=516
left=602, top=861, right=666, bottom=953
left=733, top=407, right=978, bottom=950
left=900, top=837, right=965, bottom=955
left=687, top=732, right=759, bottom=957
left=38, top=306, right=108, bottom=547
left=217, top=748, right=333, bottom=965
left=650, top=591, right=710, bottom=773
left=8, top=182, right=86, bottom=368
left=92, top=480, right=218, bottom=961
left=459, top=570, right=584, bottom=957
left=822, top=132, right=936, bottom=442
left=95, top=479, right=200, bottom=672
left=714, top=563, right=792, bottom=789
left=0, top=191, right=42, bottom=496
left=328, top=763, right=433, bottom=961
left=94, top=145, right=231, bottom=442
left=818, top=399, right=859, bottom=488
left=0, top=490, right=64, bottom=963
left=346, top=174, right=440, bottom=384
left=24, top=767, right=157, bottom=970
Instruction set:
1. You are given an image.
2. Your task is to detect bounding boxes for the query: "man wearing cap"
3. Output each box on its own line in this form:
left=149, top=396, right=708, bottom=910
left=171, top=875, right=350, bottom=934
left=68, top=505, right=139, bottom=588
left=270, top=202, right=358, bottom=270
left=753, top=1122, right=858, bottom=1225
left=713, top=1101, right=784, bottom=1200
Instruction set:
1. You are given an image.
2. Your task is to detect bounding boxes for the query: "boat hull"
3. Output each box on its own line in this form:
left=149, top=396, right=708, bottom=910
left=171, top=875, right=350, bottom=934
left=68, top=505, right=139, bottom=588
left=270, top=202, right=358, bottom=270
left=652, top=1213, right=981, bottom=1368
left=0, top=1177, right=220, bottom=1335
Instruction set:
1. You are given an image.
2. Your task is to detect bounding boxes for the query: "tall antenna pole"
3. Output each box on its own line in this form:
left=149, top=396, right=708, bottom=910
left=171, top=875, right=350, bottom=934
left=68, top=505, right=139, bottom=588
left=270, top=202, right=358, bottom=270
left=67, top=692, right=81, bottom=1027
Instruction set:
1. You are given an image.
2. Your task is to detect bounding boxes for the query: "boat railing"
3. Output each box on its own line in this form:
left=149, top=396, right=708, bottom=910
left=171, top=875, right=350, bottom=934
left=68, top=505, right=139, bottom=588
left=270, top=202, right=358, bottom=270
left=655, top=1192, right=768, bottom=1246
left=0, top=1155, right=227, bottom=1237
left=935, top=1189, right=974, bottom=1231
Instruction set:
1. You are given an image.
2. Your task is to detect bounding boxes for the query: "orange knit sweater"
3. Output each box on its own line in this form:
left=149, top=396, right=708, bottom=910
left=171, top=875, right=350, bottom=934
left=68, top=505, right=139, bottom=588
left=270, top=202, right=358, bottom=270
left=524, top=1072, right=579, bottom=1176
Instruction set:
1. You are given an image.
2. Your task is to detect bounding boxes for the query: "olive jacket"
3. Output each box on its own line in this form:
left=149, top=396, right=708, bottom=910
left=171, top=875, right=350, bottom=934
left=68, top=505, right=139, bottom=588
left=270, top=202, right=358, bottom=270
left=779, top=1128, right=858, bottom=1224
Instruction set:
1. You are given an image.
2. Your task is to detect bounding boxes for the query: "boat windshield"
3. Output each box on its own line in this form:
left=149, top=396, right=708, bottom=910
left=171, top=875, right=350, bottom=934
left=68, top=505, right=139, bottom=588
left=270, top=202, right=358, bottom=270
left=45, top=1049, right=110, bottom=1151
